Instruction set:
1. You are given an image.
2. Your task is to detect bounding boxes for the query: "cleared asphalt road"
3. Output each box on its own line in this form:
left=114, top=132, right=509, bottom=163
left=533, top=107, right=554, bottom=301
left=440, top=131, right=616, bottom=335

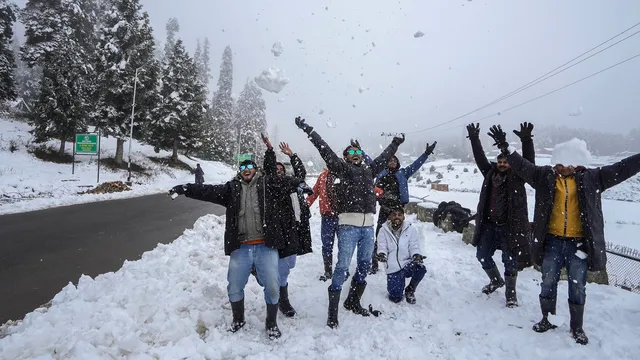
left=0, top=193, right=224, bottom=323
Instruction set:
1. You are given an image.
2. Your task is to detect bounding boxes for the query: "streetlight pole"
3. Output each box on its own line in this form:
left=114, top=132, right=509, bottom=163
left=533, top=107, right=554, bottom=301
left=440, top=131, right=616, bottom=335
left=126, top=67, right=141, bottom=186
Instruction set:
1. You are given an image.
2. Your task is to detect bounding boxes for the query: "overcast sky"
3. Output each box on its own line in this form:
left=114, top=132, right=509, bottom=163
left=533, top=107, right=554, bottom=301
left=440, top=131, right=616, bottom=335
left=19, top=0, right=640, bottom=153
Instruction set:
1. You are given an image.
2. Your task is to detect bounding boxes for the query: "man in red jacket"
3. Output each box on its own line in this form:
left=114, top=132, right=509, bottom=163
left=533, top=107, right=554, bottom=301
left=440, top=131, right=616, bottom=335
left=307, top=168, right=339, bottom=281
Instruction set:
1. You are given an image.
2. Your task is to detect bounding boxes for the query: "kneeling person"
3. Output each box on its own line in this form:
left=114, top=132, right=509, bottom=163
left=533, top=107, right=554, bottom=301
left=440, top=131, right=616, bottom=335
left=376, top=206, right=427, bottom=304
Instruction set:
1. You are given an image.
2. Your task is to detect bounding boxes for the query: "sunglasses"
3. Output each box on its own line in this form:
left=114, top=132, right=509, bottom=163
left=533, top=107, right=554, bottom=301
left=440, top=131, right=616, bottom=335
left=348, top=149, right=363, bottom=156
left=239, top=164, right=255, bottom=171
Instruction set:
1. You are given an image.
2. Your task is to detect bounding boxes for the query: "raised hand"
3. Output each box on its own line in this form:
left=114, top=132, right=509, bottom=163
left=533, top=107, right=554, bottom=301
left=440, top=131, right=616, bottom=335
left=466, top=123, right=480, bottom=139
left=487, top=125, right=508, bottom=148
left=260, top=132, right=273, bottom=149
left=513, top=122, right=534, bottom=140
left=279, top=142, right=293, bottom=156
left=295, top=116, right=314, bottom=134
left=425, top=141, right=437, bottom=156
left=392, top=133, right=405, bottom=145
left=350, top=138, right=361, bottom=149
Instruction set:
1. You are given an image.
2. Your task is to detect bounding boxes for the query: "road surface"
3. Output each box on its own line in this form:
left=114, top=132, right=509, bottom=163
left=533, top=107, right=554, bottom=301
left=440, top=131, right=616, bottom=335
left=0, top=193, right=224, bottom=323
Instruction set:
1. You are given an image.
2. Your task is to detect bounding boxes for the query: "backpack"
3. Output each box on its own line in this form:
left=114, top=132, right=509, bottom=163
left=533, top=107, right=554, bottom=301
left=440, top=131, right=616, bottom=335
left=433, top=201, right=474, bottom=233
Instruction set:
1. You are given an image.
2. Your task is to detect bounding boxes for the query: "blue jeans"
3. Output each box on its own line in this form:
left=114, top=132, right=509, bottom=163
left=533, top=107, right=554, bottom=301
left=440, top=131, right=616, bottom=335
left=329, top=225, right=375, bottom=291
left=278, top=255, right=297, bottom=287
left=321, top=215, right=339, bottom=258
left=387, top=262, right=427, bottom=303
left=227, top=243, right=280, bottom=304
left=476, top=223, right=518, bottom=276
left=540, top=234, right=588, bottom=305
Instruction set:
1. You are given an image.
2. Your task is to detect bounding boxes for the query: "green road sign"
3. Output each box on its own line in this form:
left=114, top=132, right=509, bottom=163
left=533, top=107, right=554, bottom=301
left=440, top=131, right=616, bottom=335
left=75, top=133, right=99, bottom=155
left=237, top=153, right=253, bottom=162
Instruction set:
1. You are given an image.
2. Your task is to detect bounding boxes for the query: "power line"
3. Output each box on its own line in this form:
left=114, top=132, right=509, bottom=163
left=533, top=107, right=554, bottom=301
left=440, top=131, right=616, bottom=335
left=405, top=20, right=640, bottom=135
left=426, top=52, right=640, bottom=133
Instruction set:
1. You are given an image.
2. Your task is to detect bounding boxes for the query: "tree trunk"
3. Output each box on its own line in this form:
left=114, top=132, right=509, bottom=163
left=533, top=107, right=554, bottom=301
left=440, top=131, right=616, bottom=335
left=115, top=139, right=125, bottom=165
left=59, top=140, right=66, bottom=155
left=172, top=139, right=179, bottom=162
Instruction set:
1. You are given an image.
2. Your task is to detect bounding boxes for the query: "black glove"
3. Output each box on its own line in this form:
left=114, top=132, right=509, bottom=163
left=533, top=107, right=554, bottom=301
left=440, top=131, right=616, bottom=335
left=513, top=122, right=534, bottom=140
left=376, top=253, right=387, bottom=263
left=411, top=254, right=426, bottom=264
left=297, top=182, right=314, bottom=196
left=295, top=116, right=314, bottom=134
left=350, top=138, right=360, bottom=149
left=425, top=141, right=437, bottom=156
left=487, top=125, right=508, bottom=149
left=466, top=123, right=480, bottom=139
left=392, top=133, right=405, bottom=145
left=169, top=184, right=187, bottom=197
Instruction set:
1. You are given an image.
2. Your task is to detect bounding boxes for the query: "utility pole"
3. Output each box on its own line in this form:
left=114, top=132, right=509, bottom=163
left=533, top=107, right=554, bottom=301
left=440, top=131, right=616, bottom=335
left=126, top=67, right=141, bottom=186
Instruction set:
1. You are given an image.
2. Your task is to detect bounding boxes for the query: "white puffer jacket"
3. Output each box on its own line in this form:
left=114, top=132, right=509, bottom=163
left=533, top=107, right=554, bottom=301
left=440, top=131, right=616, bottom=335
left=377, top=221, right=423, bottom=274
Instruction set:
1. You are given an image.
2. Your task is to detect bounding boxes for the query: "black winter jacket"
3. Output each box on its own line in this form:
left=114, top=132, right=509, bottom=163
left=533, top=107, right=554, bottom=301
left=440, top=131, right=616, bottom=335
left=184, top=149, right=305, bottom=256
left=470, top=137, right=535, bottom=270
left=307, top=130, right=398, bottom=214
left=506, top=151, right=640, bottom=271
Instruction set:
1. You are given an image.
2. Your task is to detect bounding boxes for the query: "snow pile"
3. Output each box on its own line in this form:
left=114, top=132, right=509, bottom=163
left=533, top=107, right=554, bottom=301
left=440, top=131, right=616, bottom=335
left=271, top=41, right=284, bottom=57
left=550, top=138, right=593, bottom=166
left=1, top=209, right=638, bottom=359
left=0, top=119, right=236, bottom=215
left=254, top=67, right=289, bottom=93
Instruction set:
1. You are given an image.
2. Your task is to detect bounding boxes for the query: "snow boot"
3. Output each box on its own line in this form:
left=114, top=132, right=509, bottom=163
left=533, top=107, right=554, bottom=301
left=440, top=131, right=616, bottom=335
left=343, top=278, right=370, bottom=316
left=505, top=274, right=518, bottom=308
left=319, top=255, right=333, bottom=282
left=265, top=303, right=281, bottom=339
left=278, top=284, right=296, bottom=318
left=532, top=296, right=558, bottom=333
left=327, top=288, right=341, bottom=328
left=229, top=299, right=246, bottom=333
left=404, top=280, right=418, bottom=305
left=569, top=301, right=589, bottom=345
left=481, top=266, right=505, bottom=294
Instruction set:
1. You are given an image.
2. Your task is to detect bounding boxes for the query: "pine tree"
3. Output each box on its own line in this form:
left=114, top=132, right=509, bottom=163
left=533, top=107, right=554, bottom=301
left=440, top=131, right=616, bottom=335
left=93, top=0, right=160, bottom=165
left=193, top=38, right=202, bottom=74
left=21, top=0, right=98, bottom=154
left=235, top=80, right=267, bottom=160
left=205, top=45, right=235, bottom=163
left=200, top=37, right=211, bottom=90
left=0, top=0, right=18, bottom=102
left=147, top=39, right=207, bottom=161
left=164, top=17, right=179, bottom=59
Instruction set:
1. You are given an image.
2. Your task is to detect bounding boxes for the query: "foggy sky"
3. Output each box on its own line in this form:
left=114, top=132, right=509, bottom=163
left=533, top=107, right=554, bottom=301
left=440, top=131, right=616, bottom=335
left=19, top=0, right=640, bottom=154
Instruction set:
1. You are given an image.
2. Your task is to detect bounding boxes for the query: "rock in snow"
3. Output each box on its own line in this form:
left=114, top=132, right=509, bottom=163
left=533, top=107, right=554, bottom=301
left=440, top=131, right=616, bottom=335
left=254, top=67, right=289, bottom=93
left=271, top=41, right=284, bottom=57
left=414, top=31, right=425, bottom=38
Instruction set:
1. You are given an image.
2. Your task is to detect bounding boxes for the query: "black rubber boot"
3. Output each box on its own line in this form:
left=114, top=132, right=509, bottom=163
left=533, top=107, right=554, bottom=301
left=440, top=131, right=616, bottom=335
left=481, top=266, right=505, bottom=294
left=404, top=281, right=417, bottom=305
left=343, top=278, right=370, bottom=316
left=532, top=296, right=558, bottom=333
left=265, top=303, right=281, bottom=339
left=505, top=274, right=518, bottom=308
left=229, top=299, right=246, bottom=333
left=278, top=284, right=296, bottom=318
left=569, top=301, right=589, bottom=345
left=327, top=288, right=341, bottom=328
left=319, top=255, right=333, bottom=282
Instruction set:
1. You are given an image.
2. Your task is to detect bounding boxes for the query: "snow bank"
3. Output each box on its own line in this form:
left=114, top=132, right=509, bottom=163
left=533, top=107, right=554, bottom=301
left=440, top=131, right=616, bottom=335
left=254, top=67, right=289, bottom=93
left=1, top=207, right=638, bottom=359
left=550, top=138, right=593, bottom=166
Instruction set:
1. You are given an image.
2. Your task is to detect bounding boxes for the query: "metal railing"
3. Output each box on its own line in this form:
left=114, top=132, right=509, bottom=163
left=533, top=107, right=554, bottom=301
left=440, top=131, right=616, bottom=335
left=606, top=243, right=640, bottom=294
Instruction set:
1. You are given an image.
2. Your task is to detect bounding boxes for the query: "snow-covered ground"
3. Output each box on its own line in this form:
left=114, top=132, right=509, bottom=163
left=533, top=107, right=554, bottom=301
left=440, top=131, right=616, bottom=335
left=1, top=206, right=639, bottom=360
left=0, top=119, right=235, bottom=215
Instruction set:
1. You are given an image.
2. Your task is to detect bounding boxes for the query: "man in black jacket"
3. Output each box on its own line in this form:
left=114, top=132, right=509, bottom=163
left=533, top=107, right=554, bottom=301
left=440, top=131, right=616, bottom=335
left=487, top=125, right=640, bottom=345
left=295, top=116, right=402, bottom=328
left=169, top=147, right=304, bottom=340
left=466, top=122, right=535, bottom=308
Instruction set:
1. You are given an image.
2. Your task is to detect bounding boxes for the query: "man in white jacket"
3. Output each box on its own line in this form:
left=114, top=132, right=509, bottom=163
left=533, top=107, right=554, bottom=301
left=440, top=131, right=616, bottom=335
left=376, top=206, right=427, bottom=304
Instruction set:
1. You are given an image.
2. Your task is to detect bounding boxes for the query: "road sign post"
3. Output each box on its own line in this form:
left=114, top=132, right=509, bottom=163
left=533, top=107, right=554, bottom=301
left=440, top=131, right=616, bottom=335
left=74, top=132, right=101, bottom=183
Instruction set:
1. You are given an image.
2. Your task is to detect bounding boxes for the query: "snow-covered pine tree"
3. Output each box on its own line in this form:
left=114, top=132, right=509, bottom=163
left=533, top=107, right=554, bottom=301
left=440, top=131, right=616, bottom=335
left=200, top=37, right=212, bottom=91
left=93, top=0, right=160, bottom=165
left=193, top=38, right=202, bottom=74
left=21, top=0, right=98, bottom=154
left=0, top=0, right=18, bottom=102
left=235, top=80, right=267, bottom=161
left=205, top=45, right=235, bottom=163
left=12, top=38, right=40, bottom=110
left=164, top=17, right=179, bottom=59
left=147, top=39, right=207, bottom=161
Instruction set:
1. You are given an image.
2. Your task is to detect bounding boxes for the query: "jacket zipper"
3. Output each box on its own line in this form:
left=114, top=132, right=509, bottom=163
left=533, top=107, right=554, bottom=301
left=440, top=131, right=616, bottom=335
left=563, top=177, right=568, bottom=237
left=384, top=226, right=403, bottom=270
